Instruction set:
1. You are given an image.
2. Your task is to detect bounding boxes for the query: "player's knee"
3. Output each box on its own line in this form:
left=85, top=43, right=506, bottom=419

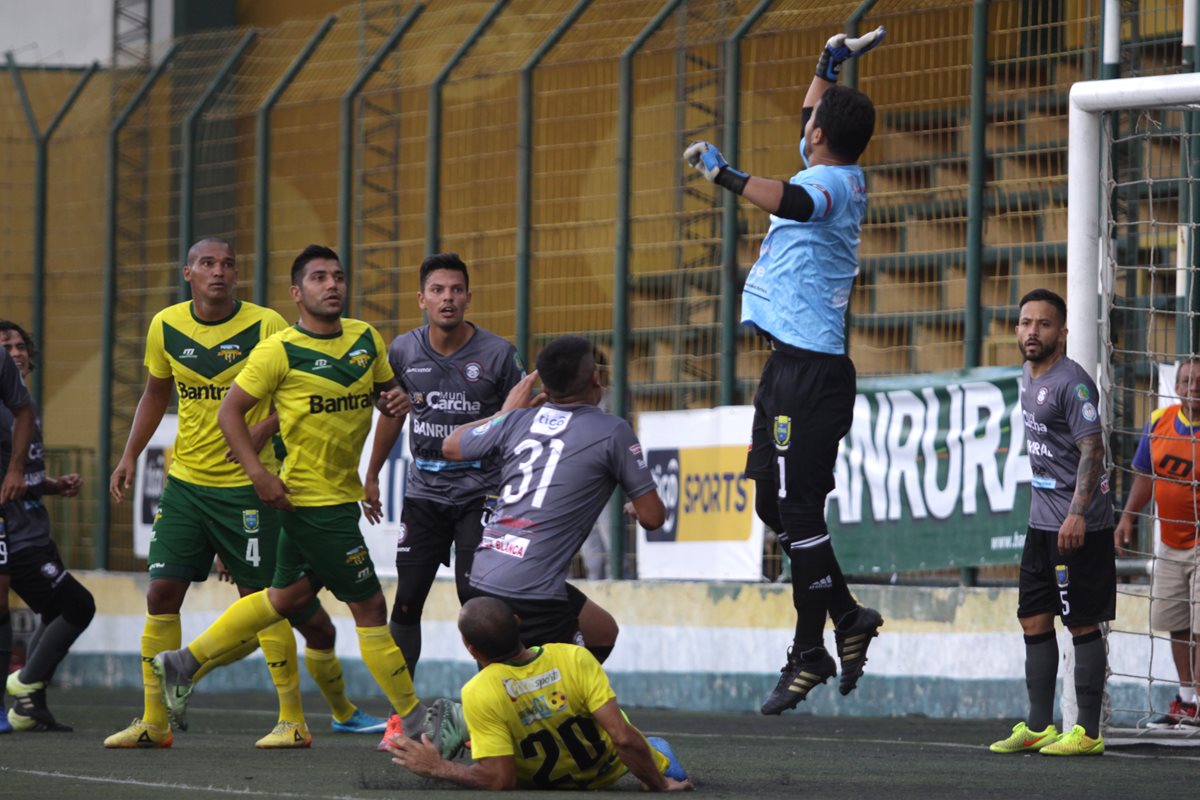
left=753, top=479, right=783, bottom=533
left=778, top=501, right=827, bottom=538
left=293, top=604, right=336, bottom=649
left=145, top=578, right=187, bottom=614
left=389, top=595, right=424, bottom=627
left=56, top=575, right=96, bottom=629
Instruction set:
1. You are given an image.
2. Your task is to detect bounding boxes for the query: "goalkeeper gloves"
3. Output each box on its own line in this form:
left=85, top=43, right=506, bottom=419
left=683, top=141, right=749, bottom=195
left=815, top=25, right=887, bottom=82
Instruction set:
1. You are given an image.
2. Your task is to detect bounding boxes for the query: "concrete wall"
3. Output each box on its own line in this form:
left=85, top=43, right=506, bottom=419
left=39, top=574, right=1170, bottom=726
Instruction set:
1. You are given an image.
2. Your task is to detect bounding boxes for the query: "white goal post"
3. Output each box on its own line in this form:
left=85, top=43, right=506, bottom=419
left=1068, top=70, right=1200, bottom=742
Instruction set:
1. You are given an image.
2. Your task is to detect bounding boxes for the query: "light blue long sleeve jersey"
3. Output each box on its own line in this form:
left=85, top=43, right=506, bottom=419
left=740, top=159, right=868, bottom=355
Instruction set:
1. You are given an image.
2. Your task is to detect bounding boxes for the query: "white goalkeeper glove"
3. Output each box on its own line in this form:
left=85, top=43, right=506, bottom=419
left=815, top=25, right=887, bottom=82
left=683, top=140, right=749, bottom=195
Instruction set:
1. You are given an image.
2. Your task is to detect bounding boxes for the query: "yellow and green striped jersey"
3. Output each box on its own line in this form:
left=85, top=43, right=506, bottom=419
left=144, top=300, right=287, bottom=487
left=234, top=319, right=393, bottom=506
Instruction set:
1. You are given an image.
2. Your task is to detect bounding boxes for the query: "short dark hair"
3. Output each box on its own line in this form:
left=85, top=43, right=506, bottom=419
left=1018, top=288, right=1067, bottom=324
left=420, top=252, right=469, bottom=291
left=186, top=236, right=234, bottom=265
left=458, top=597, right=522, bottom=661
left=291, top=244, right=340, bottom=286
left=0, top=320, right=36, bottom=372
left=536, top=335, right=594, bottom=398
left=813, top=84, right=875, bottom=163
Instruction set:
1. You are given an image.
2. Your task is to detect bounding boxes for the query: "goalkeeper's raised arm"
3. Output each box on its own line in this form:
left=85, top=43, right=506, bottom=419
left=683, top=26, right=884, bottom=222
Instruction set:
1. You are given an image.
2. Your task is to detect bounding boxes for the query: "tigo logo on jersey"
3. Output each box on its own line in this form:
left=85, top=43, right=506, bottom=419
left=530, top=407, right=572, bottom=436
left=348, top=349, right=372, bottom=368
left=645, top=447, right=753, bottom=543
left=242, top=509, right=260, bottom=533
left=218, top=343, right=243, bottom=363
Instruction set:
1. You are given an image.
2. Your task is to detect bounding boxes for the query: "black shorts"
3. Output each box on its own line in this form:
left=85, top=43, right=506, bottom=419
left=471, top=583, right=588, bottom=648
left=1018, top=526, right=1116, bottom=627
left=745, top=344, right=856, bottom=505
left=396, top=495, right=488, bottom=568
left=0, top=541, right=70, bottom=614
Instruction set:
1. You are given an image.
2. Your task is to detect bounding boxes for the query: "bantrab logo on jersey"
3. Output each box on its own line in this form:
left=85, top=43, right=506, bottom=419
left=531, top=407, right=572, bottom=436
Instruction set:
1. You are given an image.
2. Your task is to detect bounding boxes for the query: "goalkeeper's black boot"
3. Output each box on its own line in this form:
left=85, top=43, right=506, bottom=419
left=760, top=646, right=836, bottom=715
left=6, top=672, right=72, bottom=732
left=835, top=606, right=884, bottom=696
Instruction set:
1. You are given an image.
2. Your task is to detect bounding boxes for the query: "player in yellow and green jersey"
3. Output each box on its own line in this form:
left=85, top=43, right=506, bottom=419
left=105, top=238, right=385, bottom=751
left=384, top=596, right=692, bottom=791
left=152, top=244, right=463, bottom=758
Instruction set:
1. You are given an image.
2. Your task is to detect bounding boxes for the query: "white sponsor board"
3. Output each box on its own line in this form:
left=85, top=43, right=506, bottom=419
left=132, top=413, right=177, bottom=558
left=636, top=406, right=764, bottom=580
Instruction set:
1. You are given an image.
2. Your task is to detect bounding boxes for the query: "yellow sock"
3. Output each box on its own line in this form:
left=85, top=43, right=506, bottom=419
left=306, top=646, right=357, bottom=722
left=258, top=619, right=304, bottom=724
left=356, top=625, right=419, bottom=718
left=193, top=636, right=259, bottom=683
left=189, top=590, right=283, bottom=664
left=141, top=613, right=181, bottom=729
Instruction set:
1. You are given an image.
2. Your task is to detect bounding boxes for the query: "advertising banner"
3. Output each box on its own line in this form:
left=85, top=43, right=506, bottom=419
left=828, top=366, right=1031, bottom=572
left=636, top=406, right=764, bottom=580
left=133, top=413, right=177, bottom=558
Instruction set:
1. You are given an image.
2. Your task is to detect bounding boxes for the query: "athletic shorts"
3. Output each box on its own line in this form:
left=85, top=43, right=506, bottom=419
left=745, top=344, right=856, bottom=514
left=396, top=494, right=488, bottom=569
left=1, top=541, right=70, bottom=614
left=149, top=477, right=280, bottom=588
left=275, top=503, right=381, bottom=603
left=1149, top=543, right=1200, bottom=634
left=470, top=583, right=588, bottom=647
left=1018, top=526, right=1116, bottom=627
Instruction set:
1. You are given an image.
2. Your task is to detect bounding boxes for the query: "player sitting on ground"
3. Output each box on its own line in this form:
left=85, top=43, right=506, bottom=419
left=385, top=596, right=692, bottom=791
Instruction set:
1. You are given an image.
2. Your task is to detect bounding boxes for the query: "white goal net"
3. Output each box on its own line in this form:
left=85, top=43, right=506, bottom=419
left=1070, top=71, right=1200, bottom=743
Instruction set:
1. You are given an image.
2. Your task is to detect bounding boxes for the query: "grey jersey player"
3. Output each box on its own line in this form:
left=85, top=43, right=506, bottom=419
left=0, top=321, right=93, bottom=734
left=365, top=253, right=523, bottom=692
left=988, top=289, right=1115, bottom=757
left=443, top=335, right=664, bottom=663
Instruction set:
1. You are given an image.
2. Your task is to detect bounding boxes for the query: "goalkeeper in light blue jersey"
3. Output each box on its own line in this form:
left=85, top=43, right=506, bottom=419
left=683, top=27, right=886, bottom=716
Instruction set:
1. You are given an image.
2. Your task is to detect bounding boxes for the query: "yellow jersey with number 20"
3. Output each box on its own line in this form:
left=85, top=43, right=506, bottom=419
left=462, top=643, right=668, bottom=790
left=234, top=319, right=393, bottom=507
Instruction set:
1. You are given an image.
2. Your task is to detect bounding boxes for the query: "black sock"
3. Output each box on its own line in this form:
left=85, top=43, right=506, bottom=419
left=20, top=616, right=87, bottom=685
left=1073, top=631, right=1106, bottom=738
left=389, top=621, right=421, bottom=681
left=788, top=536, right=857, bottom=647
left=0, top=612, right=11, bottom=681
left=1024, top=631, right=1058, bottom=731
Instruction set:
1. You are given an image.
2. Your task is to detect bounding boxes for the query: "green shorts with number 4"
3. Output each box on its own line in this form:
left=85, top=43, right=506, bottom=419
left=275, top=503, right=381, bottom=602
left=148, top=477, right=279, bottom=588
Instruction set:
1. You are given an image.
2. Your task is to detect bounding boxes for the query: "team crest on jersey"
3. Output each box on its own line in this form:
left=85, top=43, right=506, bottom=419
left=345, top=545, right=369, bottom=566
left=547, top=690, right=569, bottom=711
left=773, top=416, right=791, bottom=451
left=1082, top=402, right=1097, bottom=422
left=40, top=561, right=60, bottom=579
left=410, top=391, right=426, bottom=407
left=1074, top=383, right=1091, bottom=402
left=1036, top=387, right=1048, bottom=405
left=463, top=361, right=483, bottom=382
left=396, top=522, right=407, bottom=545
left=243, top=510, right=260, bottom=533
left=218, top=343, right=243, bottom=363
left=348, top=349, right=372, bottom=368
left=1055, top=564, right=1069, bottom=588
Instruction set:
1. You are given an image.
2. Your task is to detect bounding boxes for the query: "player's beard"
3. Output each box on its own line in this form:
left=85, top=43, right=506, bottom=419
left=1021, top=335, right=1059, bottom=363
left=301, top=292, right=344, bottom=323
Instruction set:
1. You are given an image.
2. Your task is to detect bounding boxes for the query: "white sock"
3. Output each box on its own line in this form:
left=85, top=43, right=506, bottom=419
left=1180, top=686, right=1197, bottom=704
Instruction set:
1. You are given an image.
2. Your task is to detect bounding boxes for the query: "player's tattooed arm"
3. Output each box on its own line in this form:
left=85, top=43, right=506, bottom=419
left=1069, top=433, right=1106, bottom=516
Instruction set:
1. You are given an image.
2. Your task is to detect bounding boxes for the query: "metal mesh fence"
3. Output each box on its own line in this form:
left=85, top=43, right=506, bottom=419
left=0, top=0, right=1193, bottom=574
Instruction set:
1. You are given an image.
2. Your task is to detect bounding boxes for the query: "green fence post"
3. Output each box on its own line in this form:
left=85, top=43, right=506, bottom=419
left=720, top=0, right=774, bottom=407
left=610, top=0, right=686, bottom=580
left=256, top=16, right=336, bottom=305
left=338, top=4, right=424, bottom=312
left=99, top=43, right=181, bottom=569
left=5, top=56, right=99, bottom=403
left=842, top=0, right=879, bottom=90
left=517, top=0, right=592, bottom=363
left=179, top=30, right=256, bottom=301
left=425, top=0, right=510, bottom=258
